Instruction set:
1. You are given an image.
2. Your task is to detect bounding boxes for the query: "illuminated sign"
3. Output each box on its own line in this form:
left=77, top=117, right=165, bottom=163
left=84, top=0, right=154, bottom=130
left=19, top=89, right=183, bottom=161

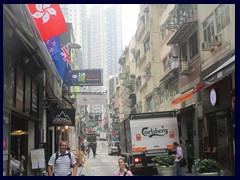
left=72, top=69, right=103, bottom=86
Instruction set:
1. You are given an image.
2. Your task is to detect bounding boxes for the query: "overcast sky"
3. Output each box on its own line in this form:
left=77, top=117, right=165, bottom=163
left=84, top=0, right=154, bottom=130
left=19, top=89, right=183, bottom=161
left=121, top=4, right=139, bottom=48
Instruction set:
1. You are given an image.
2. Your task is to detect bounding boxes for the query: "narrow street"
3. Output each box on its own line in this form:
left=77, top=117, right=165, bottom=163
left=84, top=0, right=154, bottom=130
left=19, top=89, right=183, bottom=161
left=79, top=141, right=120, bottom=176
left=75, top=140, right=194, bottom=176
left=3, top=4, right=235, bottom=176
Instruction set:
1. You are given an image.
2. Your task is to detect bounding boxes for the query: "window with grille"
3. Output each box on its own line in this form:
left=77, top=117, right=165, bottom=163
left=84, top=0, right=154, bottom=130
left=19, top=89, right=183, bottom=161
left=189, top=31, right=198, bottom=59
left=215, top=4, right=230, bottom=33
left=203, top=14, right=215, bottom=44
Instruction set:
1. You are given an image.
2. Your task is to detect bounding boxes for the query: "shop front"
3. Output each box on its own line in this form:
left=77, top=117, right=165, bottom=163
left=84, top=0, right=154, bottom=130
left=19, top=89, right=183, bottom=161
left=201, top=76, right=235, bottom=175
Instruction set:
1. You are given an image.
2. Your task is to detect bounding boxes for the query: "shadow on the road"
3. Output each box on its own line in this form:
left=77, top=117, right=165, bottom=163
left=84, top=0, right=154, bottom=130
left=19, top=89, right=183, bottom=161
left=133, top=168, right=158, bottom=176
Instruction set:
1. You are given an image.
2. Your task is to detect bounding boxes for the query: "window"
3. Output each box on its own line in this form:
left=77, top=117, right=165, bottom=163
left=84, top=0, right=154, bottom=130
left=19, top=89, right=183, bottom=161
left=160, top=24, right=169, bottom=42
left=216, top=4, right=230, bottom=33
left=168, top=78, right=179, bottom=97
left=203, top=14, right=215, bottom=44
left=145, top=96, right=153, bottom=112
left=180, top=42, right=187, bottom=61
left=163, top=57, right=170, bottom=72
left=189, top=32, right=198, bottom=59
left=159, top=85, right=166, bottom=104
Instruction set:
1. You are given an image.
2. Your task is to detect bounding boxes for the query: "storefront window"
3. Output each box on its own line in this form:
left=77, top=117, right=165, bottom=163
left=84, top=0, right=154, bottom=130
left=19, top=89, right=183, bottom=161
left=207, top=110, right=231, bottom=171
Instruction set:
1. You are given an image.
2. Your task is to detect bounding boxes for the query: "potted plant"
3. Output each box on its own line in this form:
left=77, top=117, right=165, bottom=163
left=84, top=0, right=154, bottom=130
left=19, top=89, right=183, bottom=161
left=153, top=153, right=176, bottom=176
left=194, top=159, right=221, bottom=176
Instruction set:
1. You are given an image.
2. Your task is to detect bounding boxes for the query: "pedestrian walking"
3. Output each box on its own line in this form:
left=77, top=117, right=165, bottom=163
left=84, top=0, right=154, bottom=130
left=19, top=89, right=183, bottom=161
left=10, top=151, right=25, bottom=176
left=114, top=158, right=133, bottom=176
left=117, top=143, right=121, bottom=156
left=172, top=142, right=184, bottom=176
left=182, top=139, right=194, bottom=173
left=91, top=145, right=97, bottom=158
left=47, top=140, right=77, bottom=176
left=86, top=145, right=90, bottom=158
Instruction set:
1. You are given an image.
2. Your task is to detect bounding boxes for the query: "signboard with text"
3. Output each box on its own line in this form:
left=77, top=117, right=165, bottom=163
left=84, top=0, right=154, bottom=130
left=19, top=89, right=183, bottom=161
left=47, top=108, right=76, bottom=126
left=71, top=69, right=103, bottom=86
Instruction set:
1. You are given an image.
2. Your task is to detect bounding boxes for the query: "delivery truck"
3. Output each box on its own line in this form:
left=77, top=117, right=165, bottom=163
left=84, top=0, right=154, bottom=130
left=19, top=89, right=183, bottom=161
left=86, top=131, right=97, bottom=147
left=119, top=111, right=179, bottom=173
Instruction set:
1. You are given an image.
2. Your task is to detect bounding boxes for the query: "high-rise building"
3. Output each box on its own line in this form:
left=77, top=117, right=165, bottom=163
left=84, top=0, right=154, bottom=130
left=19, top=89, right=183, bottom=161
left=87, top=4, right=122, bottom=114
left=106, top=5, right=122, bottom=76
left=61, top=4, right=122, bottom=114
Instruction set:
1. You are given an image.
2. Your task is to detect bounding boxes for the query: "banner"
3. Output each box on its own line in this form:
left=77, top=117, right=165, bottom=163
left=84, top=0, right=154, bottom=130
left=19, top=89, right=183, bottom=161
left=77, top=94, right=107, bottom=105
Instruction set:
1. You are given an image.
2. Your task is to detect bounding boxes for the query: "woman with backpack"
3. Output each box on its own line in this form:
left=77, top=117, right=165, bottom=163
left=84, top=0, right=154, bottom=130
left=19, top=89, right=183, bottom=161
left=114, top=158, right=133, bottom=176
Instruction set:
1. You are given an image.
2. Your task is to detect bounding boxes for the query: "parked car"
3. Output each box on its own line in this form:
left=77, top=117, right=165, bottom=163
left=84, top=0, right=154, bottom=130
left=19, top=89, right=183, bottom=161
left=108, top=141, right=119, bottom=155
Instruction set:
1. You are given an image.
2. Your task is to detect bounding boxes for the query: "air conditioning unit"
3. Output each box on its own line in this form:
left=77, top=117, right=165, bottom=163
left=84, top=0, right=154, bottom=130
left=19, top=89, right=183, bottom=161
left=180, top=61, right=190, bottom=75
left=202, top=41, right=214, bottom=51
left=209, top=34, right=222, bottom=46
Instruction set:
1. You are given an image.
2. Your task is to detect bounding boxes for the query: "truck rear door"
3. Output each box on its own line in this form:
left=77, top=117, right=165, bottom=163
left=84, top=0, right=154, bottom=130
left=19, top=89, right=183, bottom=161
left=130, top=116, right=179, bottom=152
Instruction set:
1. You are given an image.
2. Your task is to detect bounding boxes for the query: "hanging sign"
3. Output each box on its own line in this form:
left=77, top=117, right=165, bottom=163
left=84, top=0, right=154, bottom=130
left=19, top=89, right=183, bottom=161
left=47, top=108, right=75, bottom=126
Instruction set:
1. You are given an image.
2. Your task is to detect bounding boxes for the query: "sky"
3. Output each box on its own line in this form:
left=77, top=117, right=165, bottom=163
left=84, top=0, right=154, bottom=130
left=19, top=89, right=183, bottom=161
left=121, top=4, right=140, bottom=48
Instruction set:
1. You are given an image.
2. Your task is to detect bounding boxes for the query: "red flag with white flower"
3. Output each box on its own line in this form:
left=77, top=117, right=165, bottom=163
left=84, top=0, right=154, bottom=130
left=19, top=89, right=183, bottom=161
left=27, top=4, right=67, bottom=41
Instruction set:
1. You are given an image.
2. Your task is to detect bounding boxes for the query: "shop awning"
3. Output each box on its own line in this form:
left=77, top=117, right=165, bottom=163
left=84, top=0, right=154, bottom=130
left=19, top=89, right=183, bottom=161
left=172, top=91, right=193, bottom=105
left=192, top=82, right=206, bottom=93
left=193, top=54, right=235, bottom=94
left=203, top=55, right=235, bottom=82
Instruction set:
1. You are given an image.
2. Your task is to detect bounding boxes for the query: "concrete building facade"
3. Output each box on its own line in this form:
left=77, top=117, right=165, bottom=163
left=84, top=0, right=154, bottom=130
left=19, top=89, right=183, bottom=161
left=118, top=4, right=235, bottom=175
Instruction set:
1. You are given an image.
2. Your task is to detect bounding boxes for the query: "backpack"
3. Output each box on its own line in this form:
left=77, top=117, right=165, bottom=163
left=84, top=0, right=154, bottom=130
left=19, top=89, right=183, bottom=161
left=54, top=151, right=72, bottom=167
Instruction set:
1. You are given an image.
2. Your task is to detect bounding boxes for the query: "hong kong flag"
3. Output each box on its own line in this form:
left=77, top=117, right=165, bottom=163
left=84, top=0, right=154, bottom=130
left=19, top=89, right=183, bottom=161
left=27, top=4, right=67, bottom=41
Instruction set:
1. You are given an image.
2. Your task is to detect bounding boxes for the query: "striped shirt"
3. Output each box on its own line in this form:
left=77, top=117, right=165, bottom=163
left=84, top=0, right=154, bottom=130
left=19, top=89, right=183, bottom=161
left=48, top=151, right=76, bottom=176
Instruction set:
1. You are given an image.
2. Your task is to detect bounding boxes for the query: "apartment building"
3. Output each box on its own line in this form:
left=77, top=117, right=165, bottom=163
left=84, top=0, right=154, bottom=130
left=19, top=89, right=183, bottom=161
left=118, top=4, right=235, bottom=175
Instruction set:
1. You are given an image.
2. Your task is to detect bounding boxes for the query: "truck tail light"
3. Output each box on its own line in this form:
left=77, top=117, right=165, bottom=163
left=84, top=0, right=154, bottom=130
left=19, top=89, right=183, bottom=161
left=134, top=157, right=142, bottom=163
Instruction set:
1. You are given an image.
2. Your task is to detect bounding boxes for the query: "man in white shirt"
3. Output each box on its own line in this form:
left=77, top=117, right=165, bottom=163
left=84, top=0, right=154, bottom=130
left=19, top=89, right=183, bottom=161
left=172, top=142, right=184, bottom=176
left=48, top=140, right=77, bottom=176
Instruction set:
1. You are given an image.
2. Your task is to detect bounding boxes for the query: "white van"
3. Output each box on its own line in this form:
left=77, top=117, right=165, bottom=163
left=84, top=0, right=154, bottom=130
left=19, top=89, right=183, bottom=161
left=108, top=141, right=119, bottom=155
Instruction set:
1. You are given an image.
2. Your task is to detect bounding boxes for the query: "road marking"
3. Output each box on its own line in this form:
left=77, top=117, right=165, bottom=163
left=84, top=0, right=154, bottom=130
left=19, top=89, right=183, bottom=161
left=82, top=157, right=90, bottom=175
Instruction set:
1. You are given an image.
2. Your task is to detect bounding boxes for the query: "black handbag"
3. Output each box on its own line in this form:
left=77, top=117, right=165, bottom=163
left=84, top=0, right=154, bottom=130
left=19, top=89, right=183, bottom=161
left=12, top=170, right=21, bottom=176
left=179, top=157, right=187, bottom=167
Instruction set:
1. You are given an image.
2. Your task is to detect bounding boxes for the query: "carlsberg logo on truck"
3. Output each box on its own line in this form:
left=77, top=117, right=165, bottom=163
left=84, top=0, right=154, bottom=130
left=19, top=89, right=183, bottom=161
left=142, top=126, right=168, bottom=138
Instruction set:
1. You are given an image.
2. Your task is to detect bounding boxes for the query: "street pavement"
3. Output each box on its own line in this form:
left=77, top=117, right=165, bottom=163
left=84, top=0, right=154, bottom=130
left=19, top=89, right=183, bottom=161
left=77, top=153, right=195, bottom=176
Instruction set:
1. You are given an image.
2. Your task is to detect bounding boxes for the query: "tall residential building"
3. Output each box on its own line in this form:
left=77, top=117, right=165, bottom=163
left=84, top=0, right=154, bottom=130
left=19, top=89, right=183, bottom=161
left=87, top=4, right=122, bottom=113
left=87, top=5, right=106, bottom=113
left=106, top=5, right=123, bottom=76
left=61, top=4, right=122, bottom=114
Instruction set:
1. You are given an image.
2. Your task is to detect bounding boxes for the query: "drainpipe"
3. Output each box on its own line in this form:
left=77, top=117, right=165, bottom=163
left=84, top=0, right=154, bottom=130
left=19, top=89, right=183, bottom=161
left=42, top=69, right=47, bottom=143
